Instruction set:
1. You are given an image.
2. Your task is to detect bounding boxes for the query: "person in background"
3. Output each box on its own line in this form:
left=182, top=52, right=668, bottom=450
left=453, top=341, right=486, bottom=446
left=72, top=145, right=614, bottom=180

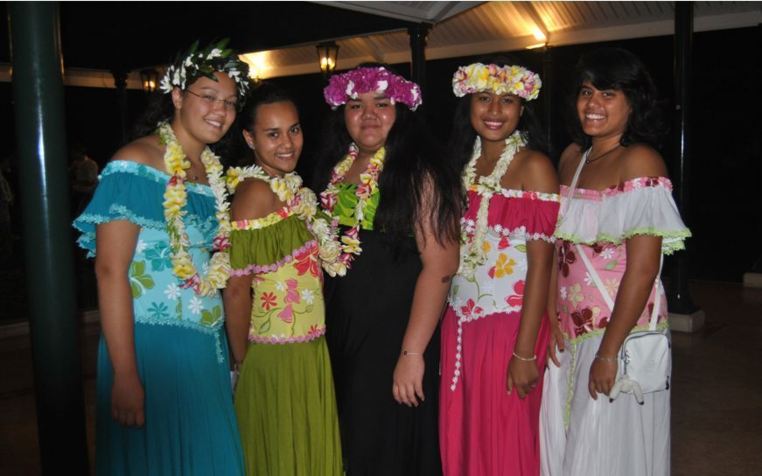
left=73, top=39, right=250, bottom=475
left=440, top=60, right=559, bottom=476
left=540, top=47, right=691, bottom=476
left=224, top=82, right=342, bottom=475
left=313, top=64, right=462, bottom=475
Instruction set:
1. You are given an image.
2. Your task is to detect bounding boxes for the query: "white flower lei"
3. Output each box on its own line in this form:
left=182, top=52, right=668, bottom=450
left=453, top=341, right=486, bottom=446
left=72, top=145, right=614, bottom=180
left=459, top=130, right=526, bottom=277
left=226, top=165, right=348, bottom=277
left=159, top=122, right=231, bottom=297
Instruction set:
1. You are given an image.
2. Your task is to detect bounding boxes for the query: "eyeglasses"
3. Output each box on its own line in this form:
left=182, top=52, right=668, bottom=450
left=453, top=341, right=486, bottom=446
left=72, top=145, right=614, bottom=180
left=185, top=89, right=238, bottom=111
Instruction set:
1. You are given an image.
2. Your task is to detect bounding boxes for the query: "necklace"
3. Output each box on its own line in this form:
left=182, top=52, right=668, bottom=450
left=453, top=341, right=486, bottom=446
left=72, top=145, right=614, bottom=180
left=227, top=165, right=348, bottom=277
left=459, top=130, right=526, bottom=277
left=319, top=144, right=385, bottom=272
left=158, top=122, right=231, bottom=297
left=584, top=144, right=621, bottom=165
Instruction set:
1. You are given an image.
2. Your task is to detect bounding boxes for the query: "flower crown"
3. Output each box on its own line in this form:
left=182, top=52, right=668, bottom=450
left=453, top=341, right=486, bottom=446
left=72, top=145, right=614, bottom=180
left=452, top=63, right=541, bottom=101
left=323, top=66, right=422, bottom=111
left=159, top=38, right=252, bottom=101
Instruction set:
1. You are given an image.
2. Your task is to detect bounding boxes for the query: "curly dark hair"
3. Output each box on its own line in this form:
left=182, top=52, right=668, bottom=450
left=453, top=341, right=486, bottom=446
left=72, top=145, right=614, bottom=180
left=568, top=47, right=666, bottom=149
left=448, top=55, right=548, bottom=175
left=313, top=64, right=462, bottom=246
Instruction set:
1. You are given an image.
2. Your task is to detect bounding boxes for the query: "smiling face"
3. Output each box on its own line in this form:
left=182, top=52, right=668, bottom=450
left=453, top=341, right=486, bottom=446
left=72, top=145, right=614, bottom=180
left=469, top=91, right=523, bottom=144
left=243, top=101, right=303, bottom=177
left=343, top=92, right=397, bottom=156
left=576, top=81, right=632, bottom=141
left=172, top=72, right=238, bottom=145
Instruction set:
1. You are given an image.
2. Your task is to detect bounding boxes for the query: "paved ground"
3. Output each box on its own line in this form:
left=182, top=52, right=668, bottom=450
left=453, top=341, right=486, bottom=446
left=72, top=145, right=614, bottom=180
left=1, top=281, right=761, bottom=475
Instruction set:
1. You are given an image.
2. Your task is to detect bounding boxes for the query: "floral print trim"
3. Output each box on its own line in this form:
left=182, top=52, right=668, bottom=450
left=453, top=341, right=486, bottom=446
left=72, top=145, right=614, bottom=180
left=561, top=176, right=673, bottom=200
left=231, top=208, right=291, bottom=231
left=249, top=325, right=326, bottom=344
left=230, top=240, right=319, bottom=277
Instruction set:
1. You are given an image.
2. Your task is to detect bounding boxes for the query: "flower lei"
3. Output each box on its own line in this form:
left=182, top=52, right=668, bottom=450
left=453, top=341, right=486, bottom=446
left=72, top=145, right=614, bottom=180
left=459, top=130, right=527, bottom=277
left=319, top=144, right=385, bottom=271
left=452, top=63, right=541, bottom=101
left=323, top=66, right=422, bottom=111
left=226, top=166, right=348, bottom=277
left=159, top=122, right=231, bottom=296
left=159, top=38, right=251, bottom=103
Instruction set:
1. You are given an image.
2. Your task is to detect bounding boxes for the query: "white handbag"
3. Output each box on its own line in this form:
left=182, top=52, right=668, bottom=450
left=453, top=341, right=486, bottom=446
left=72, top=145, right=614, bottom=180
left=561, top=150, right=671, bottom=405
left=576, top=246, right=671, bottom=404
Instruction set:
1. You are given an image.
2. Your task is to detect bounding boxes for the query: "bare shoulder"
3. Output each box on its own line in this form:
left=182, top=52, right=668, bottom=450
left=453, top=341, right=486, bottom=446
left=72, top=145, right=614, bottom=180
left=621, top=143, right=668, bottom=180
left=514, top=149, right=559, bottom=194
left=230, top=178, right=280, bottom=221
left=558, top=143, right=583, bottom=184
left=110, top=135, right=165, bottom=171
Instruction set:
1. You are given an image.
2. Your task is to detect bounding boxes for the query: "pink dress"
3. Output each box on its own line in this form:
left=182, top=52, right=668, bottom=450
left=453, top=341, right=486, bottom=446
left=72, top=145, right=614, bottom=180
left=540, top=176, right=691, bottom=476
left=440, top=187, right=560, bottom=476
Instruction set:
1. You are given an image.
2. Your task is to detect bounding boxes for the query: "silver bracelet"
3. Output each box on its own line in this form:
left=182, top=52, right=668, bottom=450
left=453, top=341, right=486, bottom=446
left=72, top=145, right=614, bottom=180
left=594, top=353, right=617, bottom=363
left=402, top=350, right=422, bottom=356
left=511, top=351, right=537, bottom=362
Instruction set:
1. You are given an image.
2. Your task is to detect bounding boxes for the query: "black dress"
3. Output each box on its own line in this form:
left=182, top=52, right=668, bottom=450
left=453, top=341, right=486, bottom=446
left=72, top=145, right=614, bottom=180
left=324, top=226, right=442, bottom=476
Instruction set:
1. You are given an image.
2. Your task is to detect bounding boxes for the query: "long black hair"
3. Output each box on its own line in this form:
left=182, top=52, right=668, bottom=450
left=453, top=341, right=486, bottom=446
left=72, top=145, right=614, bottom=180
left=448, top=56, right=547, bottom=176
left=313, top=65, right=462, bottom=245
left=569, top=47, right=666, bottom=149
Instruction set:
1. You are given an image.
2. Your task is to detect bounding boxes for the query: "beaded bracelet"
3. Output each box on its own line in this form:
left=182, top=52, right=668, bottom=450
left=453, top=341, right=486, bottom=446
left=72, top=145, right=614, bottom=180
left=511, top=351, right=537, bottom=362
left=402, top=350, right=422, bottom=356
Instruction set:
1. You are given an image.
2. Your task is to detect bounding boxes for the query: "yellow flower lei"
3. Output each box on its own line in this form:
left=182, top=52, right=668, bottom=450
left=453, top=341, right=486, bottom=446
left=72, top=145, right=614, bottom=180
left=318, top=144, right=385, bottom=271
left=159, top=122, right=231, bottom=296
left=226, top=165, right=347, bottom=277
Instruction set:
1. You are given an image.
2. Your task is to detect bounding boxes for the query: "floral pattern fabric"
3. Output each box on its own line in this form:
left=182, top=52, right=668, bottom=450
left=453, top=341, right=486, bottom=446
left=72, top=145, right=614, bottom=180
left=74, top=161, right=226, bottom=342
left=447, top=188, right=559, bottom=389
left=555, top=177, right=690, bottom=342
left=230, top=213, right=326, bottom=344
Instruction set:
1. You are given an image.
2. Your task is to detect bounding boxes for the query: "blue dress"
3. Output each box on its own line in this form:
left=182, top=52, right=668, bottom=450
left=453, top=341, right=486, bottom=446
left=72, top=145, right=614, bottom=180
left=74, top=160, right=244, bottom=476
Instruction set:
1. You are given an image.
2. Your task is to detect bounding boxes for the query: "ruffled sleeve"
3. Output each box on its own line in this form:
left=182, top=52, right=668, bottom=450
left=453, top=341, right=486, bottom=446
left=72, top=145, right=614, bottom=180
left=468, top=189, right=560, bottom=241
left=555, top=177, right=691, bottom=254
left=229, top=214, right=315, bottom=276
left=72, top=160, right=218, bottom=256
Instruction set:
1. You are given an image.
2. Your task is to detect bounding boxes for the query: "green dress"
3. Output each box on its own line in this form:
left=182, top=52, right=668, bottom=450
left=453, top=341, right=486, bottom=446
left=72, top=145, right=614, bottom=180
left=229, top=200, right=343, bottom=476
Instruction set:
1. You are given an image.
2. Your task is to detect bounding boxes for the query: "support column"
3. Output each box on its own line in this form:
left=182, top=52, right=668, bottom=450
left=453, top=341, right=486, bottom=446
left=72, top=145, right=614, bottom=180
left=408, top=23, right=431, bottom=99
left=541, top=46, right=554, bottom=158
left=668, top=1, right=704, bottom=332
left=112, top=69, right=129, bottom=144
left=8, top=2, right=89, bottom=473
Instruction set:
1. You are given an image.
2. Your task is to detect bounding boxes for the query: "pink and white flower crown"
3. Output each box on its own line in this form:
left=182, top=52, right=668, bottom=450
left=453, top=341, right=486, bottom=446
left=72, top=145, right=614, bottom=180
left=452, top=62, right=541, bottom=101
left=323, top=66, right=422, bottom=111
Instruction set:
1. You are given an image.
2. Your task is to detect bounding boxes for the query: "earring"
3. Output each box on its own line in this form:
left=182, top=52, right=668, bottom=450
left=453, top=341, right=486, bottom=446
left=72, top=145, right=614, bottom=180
left=247, top=142, right=255, bottom=151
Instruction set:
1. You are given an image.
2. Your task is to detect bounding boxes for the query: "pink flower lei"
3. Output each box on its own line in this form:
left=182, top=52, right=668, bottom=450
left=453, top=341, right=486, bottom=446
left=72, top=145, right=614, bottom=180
left=323, top=66, right=423, bottom=111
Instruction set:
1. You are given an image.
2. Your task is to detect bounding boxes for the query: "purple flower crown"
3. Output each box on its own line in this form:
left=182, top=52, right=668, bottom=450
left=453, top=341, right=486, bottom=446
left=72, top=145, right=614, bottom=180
left=323, top=66, right=422, bottom=111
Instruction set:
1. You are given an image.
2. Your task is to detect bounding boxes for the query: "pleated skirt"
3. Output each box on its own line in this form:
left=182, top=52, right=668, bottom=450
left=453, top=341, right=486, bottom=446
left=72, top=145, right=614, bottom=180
left=440, top=307, right=550, bottom=476
left=540, top=334, right=670, bottom=476
left=96, top=323, right=244, bottom=476
left=234, top=336, right=343, bottom=476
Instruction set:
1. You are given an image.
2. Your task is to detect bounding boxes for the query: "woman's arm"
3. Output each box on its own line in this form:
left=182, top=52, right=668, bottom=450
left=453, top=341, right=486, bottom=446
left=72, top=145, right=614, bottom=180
left=393, top=181, right=460, bottom=407
left=546, top=252, right=565, bottom=367
left=588, top=145, right=668, bottom=399
left=94, top=220, right=143, bottom=427
left=506, top=151, right=559, bottom=398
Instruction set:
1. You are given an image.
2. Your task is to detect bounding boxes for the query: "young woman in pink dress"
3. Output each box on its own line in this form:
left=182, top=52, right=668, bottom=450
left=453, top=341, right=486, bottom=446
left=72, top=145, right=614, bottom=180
left=440, top=60, right=560, bottom=476
left=539, top=48, right=691, bottom=476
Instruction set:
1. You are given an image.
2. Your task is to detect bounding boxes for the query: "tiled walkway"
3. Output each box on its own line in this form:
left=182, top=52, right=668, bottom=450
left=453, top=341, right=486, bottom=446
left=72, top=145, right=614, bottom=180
left=1, top=281, right=760, bottom=475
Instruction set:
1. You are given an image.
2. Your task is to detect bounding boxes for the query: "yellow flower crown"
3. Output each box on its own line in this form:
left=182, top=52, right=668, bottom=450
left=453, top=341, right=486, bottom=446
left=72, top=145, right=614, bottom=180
left=452, top=63, right=541, bottom=101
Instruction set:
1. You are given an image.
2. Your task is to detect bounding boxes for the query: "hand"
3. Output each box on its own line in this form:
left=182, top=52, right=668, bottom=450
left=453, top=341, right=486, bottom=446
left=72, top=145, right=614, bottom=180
left=111, top=371, right=145, bottom=427
left=548, top=321, right=565, bottom=368
left=392, top=354, right=425, bottom=407
left=506, top=357, right=540, bottom=399
left=588, top=356, right=618, bottom=400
